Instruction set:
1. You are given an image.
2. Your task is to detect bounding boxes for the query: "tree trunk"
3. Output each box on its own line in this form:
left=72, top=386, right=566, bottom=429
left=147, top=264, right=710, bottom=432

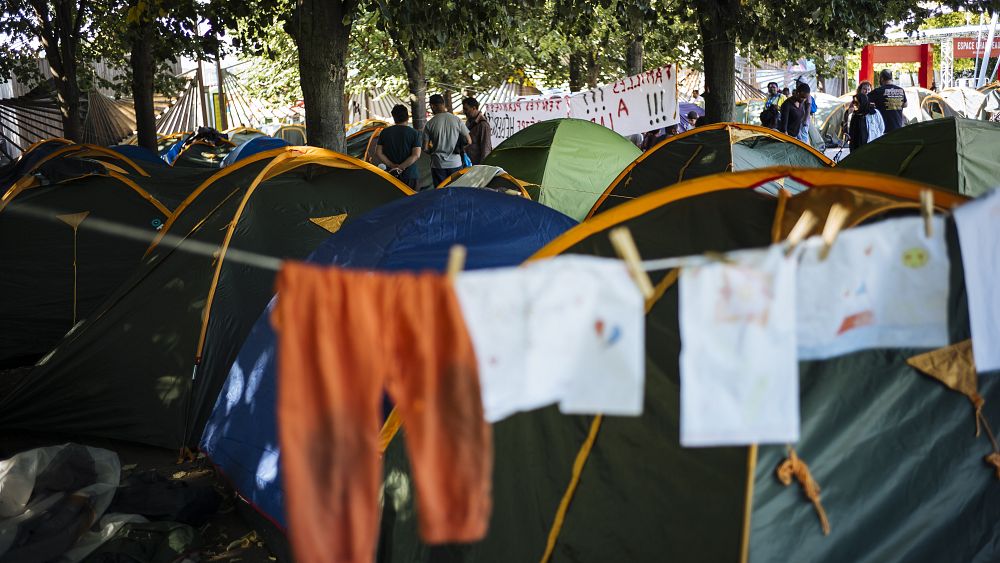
left=41, top=0, right=84, bottom=142
left=291, top=0, right=356, bottom=152
left=625, top=4, right=644, bottom=76
left=52, top=60, right=84, bottom=142
left=130, top=22, right=157, bottom=151
left=697, top=0, right=738, bottom=123
left=569, top=52, right=584, bottom=92
left=586, top=51, right=600, bottom=89
left=443, top=90, right=453, bottom=112
left=399, top=50, right=427, bottom=130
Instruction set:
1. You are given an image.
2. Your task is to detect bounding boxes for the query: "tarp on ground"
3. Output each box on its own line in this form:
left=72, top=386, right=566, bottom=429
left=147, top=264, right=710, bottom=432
left=482, top=118, right=641, bottom=221
left=839, top=117, right=1000, bottom=197
left=376, top=167, right=997, bottom=563
left=588, top=123, right=832, bottom=217
left=201, top=187, right=577, bottom=530
left=0, top=148, right=412, bottom=449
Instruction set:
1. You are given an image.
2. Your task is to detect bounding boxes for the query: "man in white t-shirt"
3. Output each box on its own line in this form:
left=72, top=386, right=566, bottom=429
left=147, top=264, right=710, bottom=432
left=425, top=94, right=471, bottom=187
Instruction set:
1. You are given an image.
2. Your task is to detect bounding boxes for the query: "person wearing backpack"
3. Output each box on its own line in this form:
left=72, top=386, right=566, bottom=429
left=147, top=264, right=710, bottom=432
left=847, top=92, right=885, bottom=151
left=760, top=82, right=784, bottom=129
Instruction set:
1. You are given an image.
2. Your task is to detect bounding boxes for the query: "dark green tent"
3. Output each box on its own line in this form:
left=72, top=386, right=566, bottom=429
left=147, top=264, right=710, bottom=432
left=0, top=147, right=412, bottom=448
left=838, top=117, right=1000, bottom=198
left=0, top=173, right=170, bottom=367
left=377, top=167, right=997, bottom=563
left=588, top=123, right=832, bottom=218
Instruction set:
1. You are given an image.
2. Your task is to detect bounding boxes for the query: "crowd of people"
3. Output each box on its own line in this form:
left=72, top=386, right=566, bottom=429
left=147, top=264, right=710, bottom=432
left=374, top=94, right=494, bottom=191
left=377, top=69, right=912, bottom=187
left=759, top=68, right=908, bottom=150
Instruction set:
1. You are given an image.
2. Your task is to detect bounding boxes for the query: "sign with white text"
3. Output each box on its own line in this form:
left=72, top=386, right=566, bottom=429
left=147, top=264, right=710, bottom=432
left=482, top=97, right=568, bottom=147
left=954, top=37, right=1000, bottom=59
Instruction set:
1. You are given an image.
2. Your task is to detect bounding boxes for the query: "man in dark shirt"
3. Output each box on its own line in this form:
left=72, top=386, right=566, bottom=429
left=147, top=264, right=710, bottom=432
left=779, top=82, right=810, bottom=140
left=869, top=69, right=908, bottom=133
left=375, top=104, right=424, bottom=191
left=462, top=97, right=492, bottom=165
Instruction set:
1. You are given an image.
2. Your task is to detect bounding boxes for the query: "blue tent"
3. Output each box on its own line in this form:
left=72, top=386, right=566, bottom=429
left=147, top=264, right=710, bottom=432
left=222, top=136, right=290, bottom=167
left=200, top=187, right=576, bottom=530
left=109, top=145, right=168, bottom=168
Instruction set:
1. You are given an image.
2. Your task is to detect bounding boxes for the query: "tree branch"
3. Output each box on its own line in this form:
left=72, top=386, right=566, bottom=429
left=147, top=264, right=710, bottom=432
left=73, top=0, right=88, bottom=41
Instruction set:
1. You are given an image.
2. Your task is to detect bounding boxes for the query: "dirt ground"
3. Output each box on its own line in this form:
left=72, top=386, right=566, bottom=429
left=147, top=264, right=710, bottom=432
left=0, top=366, right=284, bottom=562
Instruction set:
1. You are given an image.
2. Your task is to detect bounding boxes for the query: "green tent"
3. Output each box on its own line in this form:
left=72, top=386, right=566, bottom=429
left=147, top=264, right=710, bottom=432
left=589, top=123, right=831, bottom=218
left=378, top=168, right=997, bottom=563
left=482, top=119, right=641, bottom=221
left=0, top=148, right=412, bottom=448
left=839, top=117, right=1000, bottom=197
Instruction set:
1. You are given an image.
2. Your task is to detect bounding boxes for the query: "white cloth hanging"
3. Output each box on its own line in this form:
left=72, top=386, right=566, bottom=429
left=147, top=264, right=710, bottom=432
left=954, top=190, right=1000, bottom=372
left=679, top=246, right=799, bottom=447
left=797, top=215, right=949, bottom=360
left=454, top=255, right=645, bottom=422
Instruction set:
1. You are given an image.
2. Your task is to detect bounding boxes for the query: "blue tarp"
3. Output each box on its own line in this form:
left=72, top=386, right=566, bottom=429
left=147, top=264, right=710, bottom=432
left=0, top=140, right=72, bottom=193
left=200, top=187, right=576, bottom=529
left=222, top=137, right=290, bottom=167
left=109, top=145, right=168, bottom=168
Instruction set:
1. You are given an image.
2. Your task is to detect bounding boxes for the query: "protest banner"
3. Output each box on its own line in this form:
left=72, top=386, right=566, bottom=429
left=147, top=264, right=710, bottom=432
left=482, top=97, right=568, bottom=146
left=568, top=64, right=678, bottom=136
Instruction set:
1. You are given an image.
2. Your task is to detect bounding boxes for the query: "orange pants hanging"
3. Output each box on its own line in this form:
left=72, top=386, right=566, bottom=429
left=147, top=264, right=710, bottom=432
left=273, top=262, right=492, bottom=563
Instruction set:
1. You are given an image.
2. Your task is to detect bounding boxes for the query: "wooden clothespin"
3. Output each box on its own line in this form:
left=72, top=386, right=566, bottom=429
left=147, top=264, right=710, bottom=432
left=704, top=251, right=736, bottom=264
left=446, top=244, right=466, bottom=282
left=818, top=204, right=850, bottom=261
left=609, top=227, right=655, bottom=300
left=784, top=210, right=818, bottom=257
left=920, top=189, right=934, bottom=238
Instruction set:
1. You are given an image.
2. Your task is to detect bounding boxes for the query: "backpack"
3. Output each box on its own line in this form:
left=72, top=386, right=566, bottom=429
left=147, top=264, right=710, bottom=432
left=760, top=104, right=781, bottom=127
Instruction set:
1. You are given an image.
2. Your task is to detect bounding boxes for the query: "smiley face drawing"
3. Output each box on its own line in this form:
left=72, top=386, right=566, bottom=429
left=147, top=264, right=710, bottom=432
left=902, top=246, right=930, bottom=268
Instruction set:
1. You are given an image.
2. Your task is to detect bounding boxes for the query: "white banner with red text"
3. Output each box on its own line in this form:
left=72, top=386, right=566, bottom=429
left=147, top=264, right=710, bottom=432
left=482, top=64, right=679, bottom=145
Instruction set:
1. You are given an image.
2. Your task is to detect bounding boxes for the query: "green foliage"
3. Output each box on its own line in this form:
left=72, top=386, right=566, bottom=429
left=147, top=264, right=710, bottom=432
left=0, top=0, right=95, bottom=84
left=234, top=16, right=304, bottom=106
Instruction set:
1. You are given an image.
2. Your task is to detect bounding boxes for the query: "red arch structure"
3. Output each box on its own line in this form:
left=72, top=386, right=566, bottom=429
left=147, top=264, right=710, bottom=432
left=859, top=44, right=934, bottom=88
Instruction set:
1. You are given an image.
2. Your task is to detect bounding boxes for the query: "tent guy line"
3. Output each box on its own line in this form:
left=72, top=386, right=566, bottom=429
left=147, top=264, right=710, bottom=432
left=8, top=202, right=285, bottom=273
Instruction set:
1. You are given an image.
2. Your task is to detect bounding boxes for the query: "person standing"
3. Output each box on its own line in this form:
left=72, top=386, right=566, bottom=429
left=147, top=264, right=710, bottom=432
left=761, top=82, right=785, bottom=129
left=691, top=89, right=704, bottom=107
left=461, top=97, right=492, bottom=165
left=869, top=69, right=907, bottom=133
left=425, top=94, right=471, bottom=186
left=841, top=81, right=872, bottom=141
left=764, top=82, right=785, bottom=110
left=847, top=92, right=885, bottom=151
left=375, top=105, right=424, bottom=191
left=779, top=83, right=810, bottom=141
